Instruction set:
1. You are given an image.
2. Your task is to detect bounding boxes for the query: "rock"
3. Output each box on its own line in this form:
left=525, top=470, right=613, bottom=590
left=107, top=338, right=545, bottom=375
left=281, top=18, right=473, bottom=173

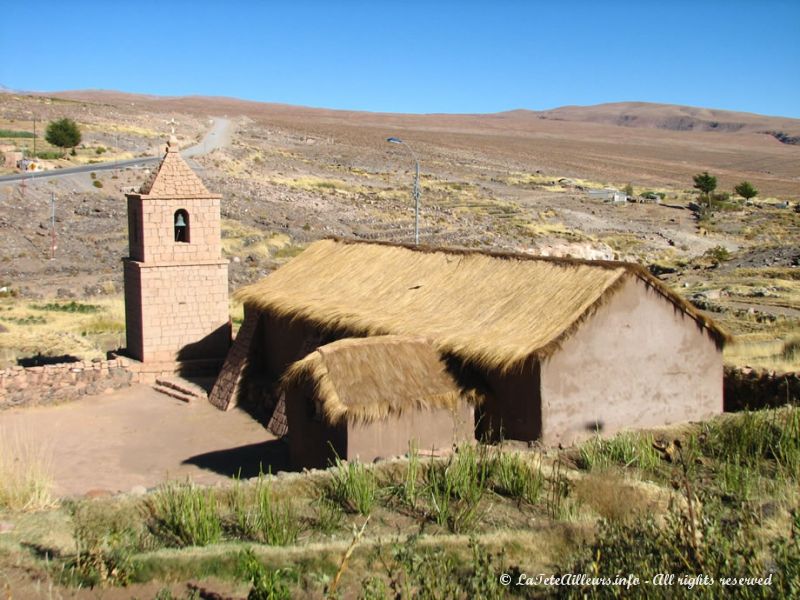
left=130, top=485, right=147, bottom=497
left=0, top=521, right=15, bottom=534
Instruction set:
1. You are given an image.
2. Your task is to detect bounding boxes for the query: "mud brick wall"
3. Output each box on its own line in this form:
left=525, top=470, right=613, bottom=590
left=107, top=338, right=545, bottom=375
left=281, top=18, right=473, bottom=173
left=724, top=366, right=800, bottom=411
left=0, top=358, right=133, bottom=409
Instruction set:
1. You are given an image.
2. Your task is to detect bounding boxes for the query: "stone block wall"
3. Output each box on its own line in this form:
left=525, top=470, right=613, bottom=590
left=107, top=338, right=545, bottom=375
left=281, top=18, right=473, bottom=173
left=127, top=196, right=222, bottom=263
left=124, top=260, right=230, bottom=362
left=0, top=358, right=133, bottom=409
left=724, top=366, right=800, bottom=411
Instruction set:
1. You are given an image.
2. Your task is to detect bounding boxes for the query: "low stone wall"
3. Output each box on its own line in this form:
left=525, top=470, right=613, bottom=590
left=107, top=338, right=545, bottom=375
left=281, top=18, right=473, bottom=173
left=0, top=358, right=133, bottom=410
left=724, top=366, right=800, bottom=412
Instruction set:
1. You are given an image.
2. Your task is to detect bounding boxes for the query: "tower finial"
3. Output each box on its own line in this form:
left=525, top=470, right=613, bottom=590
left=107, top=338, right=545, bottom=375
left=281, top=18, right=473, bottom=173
left=167, top=135, right=179, bottom=152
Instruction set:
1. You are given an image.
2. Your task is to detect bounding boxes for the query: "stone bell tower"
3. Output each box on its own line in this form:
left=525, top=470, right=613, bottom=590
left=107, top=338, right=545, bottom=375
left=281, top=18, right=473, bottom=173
left=123, top=136, right=230, bottom=364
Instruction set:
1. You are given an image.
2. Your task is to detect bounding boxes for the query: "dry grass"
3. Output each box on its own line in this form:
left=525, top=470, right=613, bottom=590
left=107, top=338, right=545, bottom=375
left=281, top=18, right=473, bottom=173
left=0, top=425, right=56, bottom=511
left=236, top=239, right=728, bottom=373
left=0, top=296, right=126, bottom=366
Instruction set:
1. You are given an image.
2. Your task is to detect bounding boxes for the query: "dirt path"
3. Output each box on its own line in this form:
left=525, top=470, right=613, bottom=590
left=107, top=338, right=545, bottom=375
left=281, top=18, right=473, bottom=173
left=0, top=385, right=277, bottom=497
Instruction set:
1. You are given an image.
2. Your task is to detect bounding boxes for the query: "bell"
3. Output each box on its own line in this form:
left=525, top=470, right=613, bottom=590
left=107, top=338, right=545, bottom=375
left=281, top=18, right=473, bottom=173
left=175, top=214, right=186, bottom=227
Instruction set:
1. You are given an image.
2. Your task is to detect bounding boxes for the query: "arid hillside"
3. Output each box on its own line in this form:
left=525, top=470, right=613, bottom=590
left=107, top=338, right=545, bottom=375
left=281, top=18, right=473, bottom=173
left=0, top=90, right=798, bottom=370
left=48, top=90, right=800, bottom=198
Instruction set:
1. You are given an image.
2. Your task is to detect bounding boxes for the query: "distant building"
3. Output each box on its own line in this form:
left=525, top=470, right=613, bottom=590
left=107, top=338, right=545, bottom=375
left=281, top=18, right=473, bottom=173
left=588, top=188, right=627, bottom=203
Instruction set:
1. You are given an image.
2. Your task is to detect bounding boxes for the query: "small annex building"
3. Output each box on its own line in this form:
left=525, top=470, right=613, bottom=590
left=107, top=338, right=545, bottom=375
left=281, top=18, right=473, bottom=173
left=280, top=335, right=476, bottom=468
left=211, top=238, right=728, bottom=447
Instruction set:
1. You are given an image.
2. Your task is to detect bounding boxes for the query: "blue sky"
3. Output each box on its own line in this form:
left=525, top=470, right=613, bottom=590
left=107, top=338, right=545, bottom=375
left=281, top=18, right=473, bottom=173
left=1, top=1, right=798, bottom=117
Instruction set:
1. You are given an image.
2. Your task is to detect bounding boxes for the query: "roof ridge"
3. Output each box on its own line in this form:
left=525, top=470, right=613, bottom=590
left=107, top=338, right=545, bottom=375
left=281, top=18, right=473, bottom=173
left=138, top=137, right=211, bottom=197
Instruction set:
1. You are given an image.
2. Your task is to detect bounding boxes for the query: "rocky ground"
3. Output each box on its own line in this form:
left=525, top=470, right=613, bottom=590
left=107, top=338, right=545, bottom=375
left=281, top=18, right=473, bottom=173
left=0, top=92, right=798, bottom=369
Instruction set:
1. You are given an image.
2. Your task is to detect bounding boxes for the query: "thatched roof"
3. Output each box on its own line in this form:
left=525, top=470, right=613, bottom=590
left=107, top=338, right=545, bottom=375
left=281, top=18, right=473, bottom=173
left=237, top=239, right=729, bottom=373
left=281, top=336, right=469, bottom=425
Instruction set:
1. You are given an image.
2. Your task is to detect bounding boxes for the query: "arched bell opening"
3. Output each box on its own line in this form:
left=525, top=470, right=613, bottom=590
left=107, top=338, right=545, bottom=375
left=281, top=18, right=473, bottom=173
left=174, top=209, right=190, bottom=243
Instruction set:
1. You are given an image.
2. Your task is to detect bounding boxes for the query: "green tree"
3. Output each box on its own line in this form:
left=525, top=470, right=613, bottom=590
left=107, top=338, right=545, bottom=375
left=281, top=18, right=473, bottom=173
left=734, top=180, right=758, bottom=202
left=45, top=118, right=81, bottom=154
left=623, top=183, right=634, bottom=197
left=692, top=171, right=717, bottom=205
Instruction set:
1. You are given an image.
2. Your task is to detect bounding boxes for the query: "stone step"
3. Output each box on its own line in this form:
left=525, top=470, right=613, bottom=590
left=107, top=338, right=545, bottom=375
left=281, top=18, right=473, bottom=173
left=152, top=383, right=195, bottom=403
left=154, top=376, right=208, bottom=399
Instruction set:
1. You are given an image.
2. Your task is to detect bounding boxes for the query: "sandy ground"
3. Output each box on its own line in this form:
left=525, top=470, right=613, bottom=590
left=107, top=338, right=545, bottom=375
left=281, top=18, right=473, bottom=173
left=0, top=385, right=280, bottom=497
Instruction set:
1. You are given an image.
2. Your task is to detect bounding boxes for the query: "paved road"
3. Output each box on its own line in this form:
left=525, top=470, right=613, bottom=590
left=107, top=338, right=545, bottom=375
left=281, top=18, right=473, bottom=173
left=0, top=117, right=232, bottom=183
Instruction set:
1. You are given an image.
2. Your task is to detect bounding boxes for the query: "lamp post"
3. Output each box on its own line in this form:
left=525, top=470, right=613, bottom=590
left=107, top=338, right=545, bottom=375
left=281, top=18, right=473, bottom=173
left=386, top=137, right=420, bottom=245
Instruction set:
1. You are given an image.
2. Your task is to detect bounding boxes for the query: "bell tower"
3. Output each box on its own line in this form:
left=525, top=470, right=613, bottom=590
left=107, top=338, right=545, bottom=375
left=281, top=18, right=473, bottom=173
left=123, top=136, right=231, bottom=364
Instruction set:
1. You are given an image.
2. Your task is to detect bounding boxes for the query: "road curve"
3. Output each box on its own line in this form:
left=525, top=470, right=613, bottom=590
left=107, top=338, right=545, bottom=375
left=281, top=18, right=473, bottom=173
left=0, top=117, right=232, bottom=184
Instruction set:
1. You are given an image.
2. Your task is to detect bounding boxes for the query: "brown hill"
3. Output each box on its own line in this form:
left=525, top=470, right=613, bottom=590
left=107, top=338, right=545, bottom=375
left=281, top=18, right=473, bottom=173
left=29, top=89, right=800, bottom=197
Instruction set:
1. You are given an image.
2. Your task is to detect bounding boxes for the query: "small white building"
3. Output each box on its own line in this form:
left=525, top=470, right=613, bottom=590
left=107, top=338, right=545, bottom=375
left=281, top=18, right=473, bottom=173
left=589, top=188, right=627, bottom=203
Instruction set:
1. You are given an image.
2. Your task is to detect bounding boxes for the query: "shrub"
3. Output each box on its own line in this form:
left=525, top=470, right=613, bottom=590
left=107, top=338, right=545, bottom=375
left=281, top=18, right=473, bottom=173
left=144, top=481, right=222, bottom=547
left=66, top=501, right=139, bottom=587
left=236, top=548, right=296, bottom=600
left=93, top=180, right=103, bottom=188
left=0, top=129, right=34, bottom=138
left=703, top=245, right=731, bottom=265
left=326, top=457, right=378, bottom=515
left=368, top=535, right=505, bottom=599
left=90, top=171, right=96, bottom=179
left=95, top=146, right=106, bottom=154
left=32, top=301, right=101, bottom=313
left=35, top=151, right=64, bottom=160
left=45, top=117, right=81, bottom=150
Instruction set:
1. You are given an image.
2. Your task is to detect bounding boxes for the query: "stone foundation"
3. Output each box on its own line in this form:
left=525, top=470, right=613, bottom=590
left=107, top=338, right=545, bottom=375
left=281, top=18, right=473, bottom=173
left=0, top=358, right=133, bottom=409
left=0, top=353, right=223, bottom=410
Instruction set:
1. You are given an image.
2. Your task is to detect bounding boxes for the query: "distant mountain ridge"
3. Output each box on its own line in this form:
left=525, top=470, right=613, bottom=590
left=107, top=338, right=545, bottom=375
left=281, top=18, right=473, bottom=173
left=531, top=102, right=800, bottom=139
left=39, top=90, right=800, bottom=139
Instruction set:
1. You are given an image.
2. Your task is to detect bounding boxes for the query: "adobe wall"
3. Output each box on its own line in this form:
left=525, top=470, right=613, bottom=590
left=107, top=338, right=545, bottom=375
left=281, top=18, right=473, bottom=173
left=540, top=277, right=723, bottom=446
left=477, top=360, right=541, bottom=443
left=0, top=358, right=133, bottom=409
left=285, top=381, right=348, bottom=469
left=253, top=311, right=330, bottom=381
left=346, top=403, right=475, bottom=463
left=124, top=260, right=230, bottom=362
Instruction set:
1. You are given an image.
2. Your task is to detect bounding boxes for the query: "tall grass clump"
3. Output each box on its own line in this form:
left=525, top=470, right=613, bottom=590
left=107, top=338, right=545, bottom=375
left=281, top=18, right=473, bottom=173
left=425, top=444, right=494, bottom=532
left=144, top=481, right=222, bottom=547
left=0, top=425, right=55, bottom=511
left=546, top=460, right=579, bottom=521
left=398, top=443, right=422, bottom=510
left=326, top=457, right=378, bottom=516
left=701, top=408, right=800, bottom=481
left=228, top=474, right=300, bottom=545
left=492, top=451, right=544, bottom=505
left=578, top=431, right=661, bottom=472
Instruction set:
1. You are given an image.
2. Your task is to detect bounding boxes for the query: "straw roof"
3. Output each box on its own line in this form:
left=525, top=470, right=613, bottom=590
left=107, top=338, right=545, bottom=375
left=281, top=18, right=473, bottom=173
left=281, top=336, right=469, bottom=425
left=237, top=239, right=729, bottom=373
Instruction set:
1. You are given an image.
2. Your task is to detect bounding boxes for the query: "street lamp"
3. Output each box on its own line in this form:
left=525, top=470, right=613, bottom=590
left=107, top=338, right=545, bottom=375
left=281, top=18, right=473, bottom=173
left=386, top=136, right=420, bottom=245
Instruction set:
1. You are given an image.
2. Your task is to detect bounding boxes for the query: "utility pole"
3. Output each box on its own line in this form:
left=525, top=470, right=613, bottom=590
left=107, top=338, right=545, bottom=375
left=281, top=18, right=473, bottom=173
left=50, top=193, right=57, bottom=260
